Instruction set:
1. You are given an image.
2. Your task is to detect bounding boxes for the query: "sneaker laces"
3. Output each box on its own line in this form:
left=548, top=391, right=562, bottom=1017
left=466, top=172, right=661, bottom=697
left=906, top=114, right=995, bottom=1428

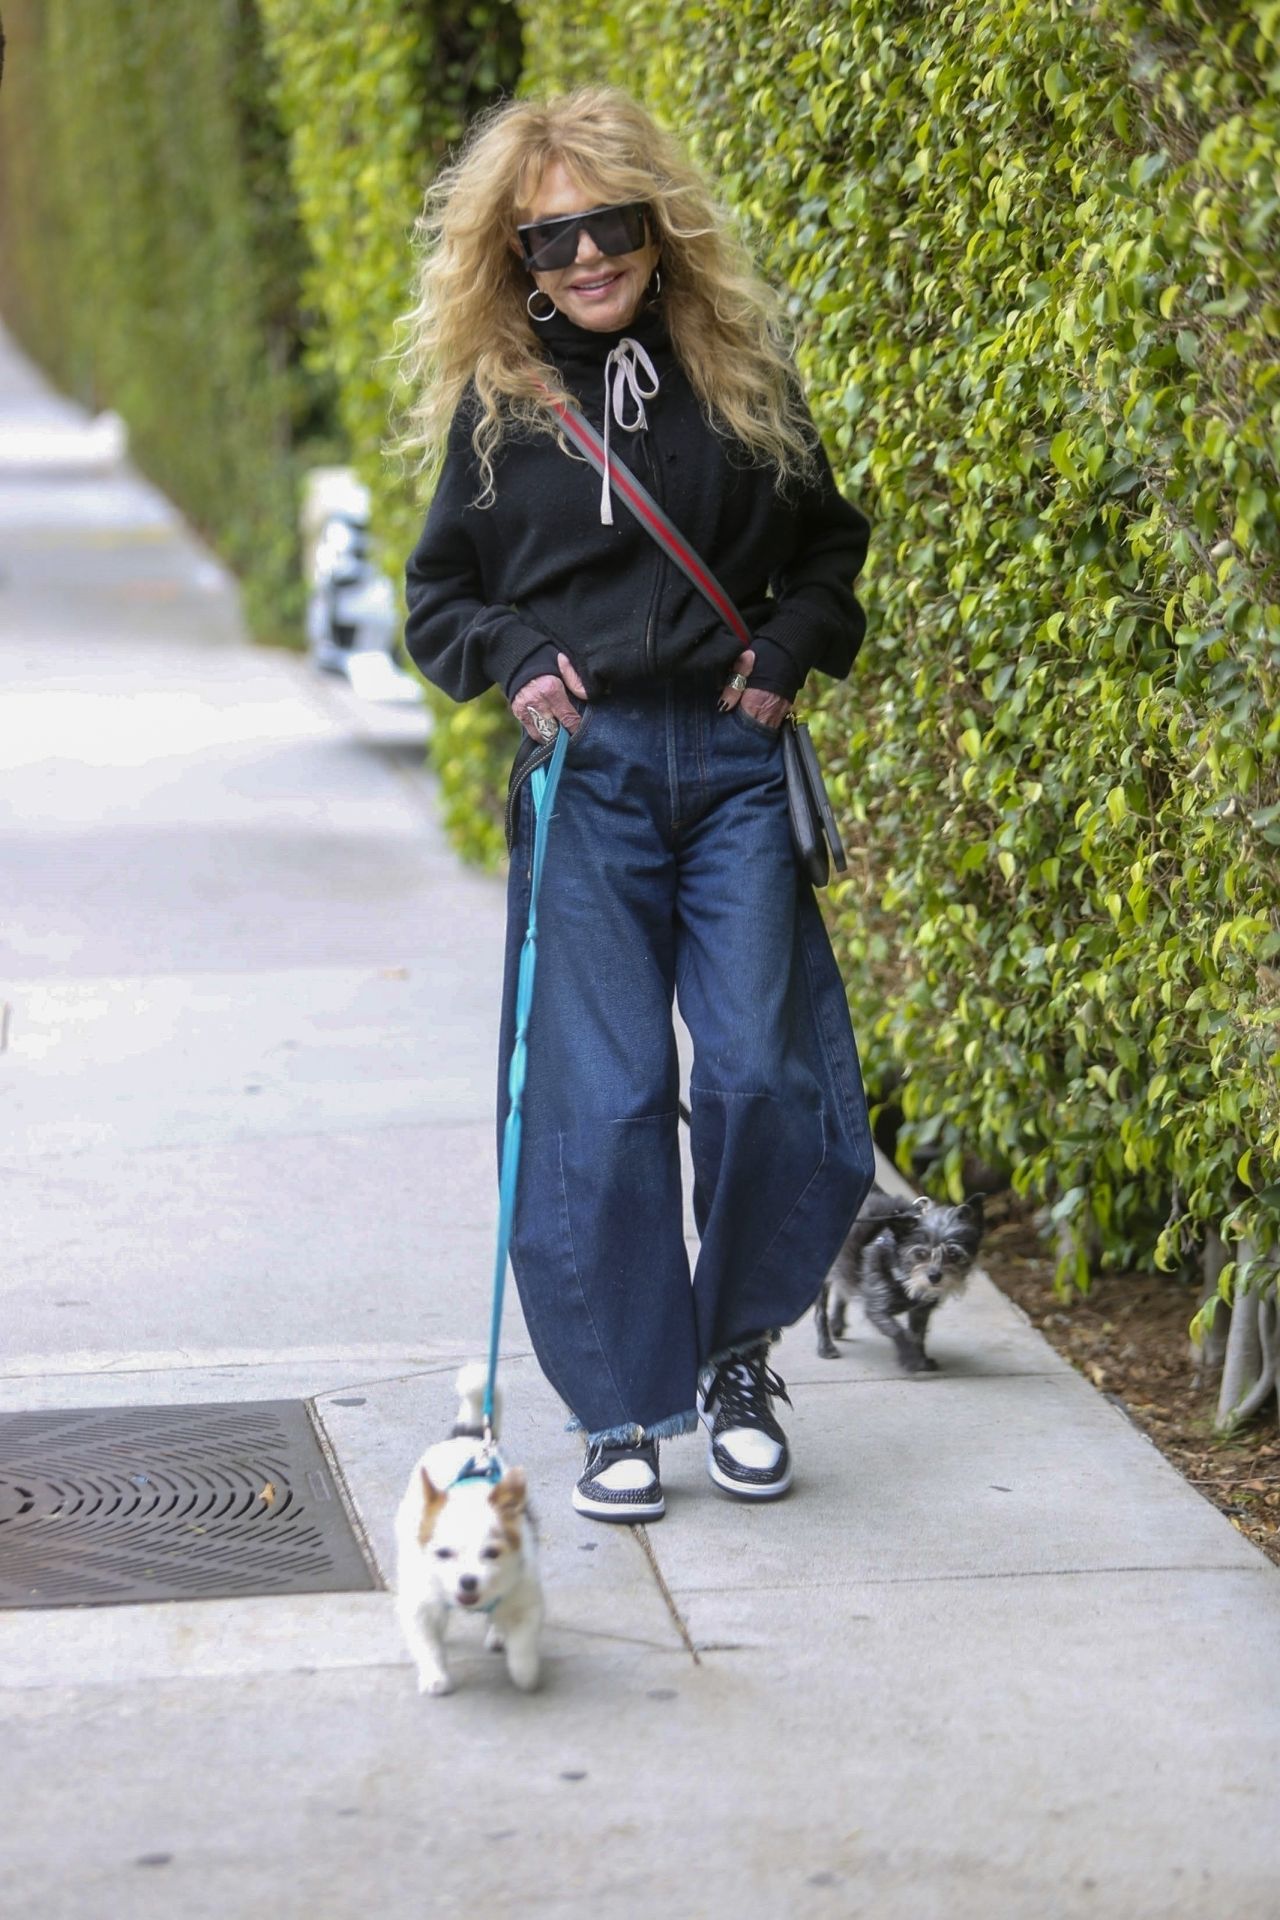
left=705, top=1353, right=792, bottom=1440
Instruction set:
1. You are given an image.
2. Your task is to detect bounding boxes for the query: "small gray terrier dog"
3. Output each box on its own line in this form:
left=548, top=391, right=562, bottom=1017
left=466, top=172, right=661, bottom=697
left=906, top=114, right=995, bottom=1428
left=816, top=1187, right=984, bottom=1371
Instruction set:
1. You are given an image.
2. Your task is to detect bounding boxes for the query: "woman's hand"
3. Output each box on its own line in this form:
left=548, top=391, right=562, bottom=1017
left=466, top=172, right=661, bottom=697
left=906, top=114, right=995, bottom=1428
left=511, top=652, right=588, bottom=742
left=739, top=687, right=793, bottom=728
left=717, top=647, right=793, bottom=729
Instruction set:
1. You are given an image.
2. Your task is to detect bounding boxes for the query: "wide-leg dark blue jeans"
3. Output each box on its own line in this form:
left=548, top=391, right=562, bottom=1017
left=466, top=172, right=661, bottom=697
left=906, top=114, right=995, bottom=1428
left=499, top=680, right=875, bottom=1445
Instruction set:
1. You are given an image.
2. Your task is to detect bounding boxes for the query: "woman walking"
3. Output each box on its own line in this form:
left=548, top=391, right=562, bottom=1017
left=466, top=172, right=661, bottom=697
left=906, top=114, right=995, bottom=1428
left=401, top=86, right=875, bottom=1521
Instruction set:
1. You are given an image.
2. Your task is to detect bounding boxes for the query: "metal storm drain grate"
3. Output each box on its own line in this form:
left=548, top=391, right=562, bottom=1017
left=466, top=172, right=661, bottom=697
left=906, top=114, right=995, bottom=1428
left=0, top=1401, right=378, bottom=1609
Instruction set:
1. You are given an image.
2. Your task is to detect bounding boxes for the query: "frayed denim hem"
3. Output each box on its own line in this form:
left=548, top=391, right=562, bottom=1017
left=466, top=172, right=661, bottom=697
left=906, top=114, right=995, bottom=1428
left=701, top=1328, right=781, bottom=1379
left=564, top=1408, right=699, bottom=1447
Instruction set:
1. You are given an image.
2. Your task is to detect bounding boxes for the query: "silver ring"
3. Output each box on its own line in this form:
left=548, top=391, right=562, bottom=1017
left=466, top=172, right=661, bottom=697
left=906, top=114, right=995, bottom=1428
left=727, top=672, right=748, bottom=693
left=531, top=710, right=558, bottom=741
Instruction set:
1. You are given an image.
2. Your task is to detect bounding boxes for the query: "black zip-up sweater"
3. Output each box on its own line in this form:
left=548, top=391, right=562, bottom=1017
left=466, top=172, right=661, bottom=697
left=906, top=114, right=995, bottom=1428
left=403, top=300, right=870, bottom=704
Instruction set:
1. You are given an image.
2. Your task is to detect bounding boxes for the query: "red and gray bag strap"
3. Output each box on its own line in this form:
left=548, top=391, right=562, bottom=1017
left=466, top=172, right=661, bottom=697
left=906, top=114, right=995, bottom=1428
left=543, top=392, right=847, bottom=884
left=544, top=395, right=752, bottom=649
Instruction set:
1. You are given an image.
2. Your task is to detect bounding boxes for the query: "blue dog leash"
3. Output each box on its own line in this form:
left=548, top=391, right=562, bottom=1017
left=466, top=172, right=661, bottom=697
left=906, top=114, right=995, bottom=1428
left=476, top=723, right=571, bottom=1466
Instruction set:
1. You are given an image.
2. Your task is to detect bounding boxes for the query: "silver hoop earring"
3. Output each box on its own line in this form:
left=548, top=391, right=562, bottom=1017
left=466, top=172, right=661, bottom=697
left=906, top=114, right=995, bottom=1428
left=652, top=267, right=662, bottom=295
left=526, top=288, right=557, bottom=323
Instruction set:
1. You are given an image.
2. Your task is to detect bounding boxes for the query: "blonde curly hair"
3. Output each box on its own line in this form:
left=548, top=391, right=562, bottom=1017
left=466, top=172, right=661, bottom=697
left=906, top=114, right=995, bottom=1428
left=392, top=86, right=819, bottom=507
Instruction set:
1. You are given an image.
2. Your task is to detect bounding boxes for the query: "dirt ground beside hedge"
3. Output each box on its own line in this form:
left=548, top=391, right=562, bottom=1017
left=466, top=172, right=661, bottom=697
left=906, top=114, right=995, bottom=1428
left=980, top=1201, right=1280, bottom=1569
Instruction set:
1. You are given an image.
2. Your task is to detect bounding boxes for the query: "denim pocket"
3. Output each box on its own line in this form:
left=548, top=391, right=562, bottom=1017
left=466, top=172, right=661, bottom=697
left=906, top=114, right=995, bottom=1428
left=727, top=704, right=784, bottom=745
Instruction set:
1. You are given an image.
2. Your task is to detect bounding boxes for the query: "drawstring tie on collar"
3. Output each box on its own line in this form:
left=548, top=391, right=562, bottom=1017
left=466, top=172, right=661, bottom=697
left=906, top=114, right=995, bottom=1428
left=599, top=337, right=659, bottom=526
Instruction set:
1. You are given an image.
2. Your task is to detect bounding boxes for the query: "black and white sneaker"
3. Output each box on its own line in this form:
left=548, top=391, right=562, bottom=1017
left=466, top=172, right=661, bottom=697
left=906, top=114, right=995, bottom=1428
left=572, top=1437, right=665, bottom=1522
left=697, top=1349, right=793, bottom=1499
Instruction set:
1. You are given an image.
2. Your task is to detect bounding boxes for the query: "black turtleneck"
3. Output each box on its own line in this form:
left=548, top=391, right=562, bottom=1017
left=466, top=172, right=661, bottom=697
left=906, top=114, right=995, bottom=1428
left=403, top=297, right=869, bottom=704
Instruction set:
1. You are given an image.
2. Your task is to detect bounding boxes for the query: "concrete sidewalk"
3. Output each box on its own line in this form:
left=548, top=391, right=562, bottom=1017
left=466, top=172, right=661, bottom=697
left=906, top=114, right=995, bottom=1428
left=2, top=317, right=1278, bottom=1920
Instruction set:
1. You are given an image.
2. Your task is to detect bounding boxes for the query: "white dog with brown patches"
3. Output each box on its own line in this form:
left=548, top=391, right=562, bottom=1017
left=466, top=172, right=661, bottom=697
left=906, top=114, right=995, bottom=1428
left=393, top=1364, right=543, bottom=1695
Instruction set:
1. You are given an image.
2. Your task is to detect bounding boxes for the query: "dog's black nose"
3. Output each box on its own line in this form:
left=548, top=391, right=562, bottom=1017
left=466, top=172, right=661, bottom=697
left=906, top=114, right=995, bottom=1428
left=458, top=1574, right=479, bottom=1595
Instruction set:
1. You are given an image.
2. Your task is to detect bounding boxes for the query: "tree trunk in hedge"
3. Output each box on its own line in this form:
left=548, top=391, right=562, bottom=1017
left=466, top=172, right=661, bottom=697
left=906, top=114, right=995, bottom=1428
left=1214, top=1240, right=1279, bottom=1435
left=1192, top=1228, right=1232, bottom=1382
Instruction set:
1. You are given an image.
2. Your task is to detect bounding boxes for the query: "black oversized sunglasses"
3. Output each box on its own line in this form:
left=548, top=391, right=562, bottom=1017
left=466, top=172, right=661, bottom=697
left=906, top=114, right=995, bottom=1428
left=515, top=201, right=650, bottom=274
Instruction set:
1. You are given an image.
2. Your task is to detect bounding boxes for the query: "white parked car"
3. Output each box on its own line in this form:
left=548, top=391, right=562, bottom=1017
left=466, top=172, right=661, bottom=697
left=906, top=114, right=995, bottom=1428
left=302, top=469, right=418, bottom=702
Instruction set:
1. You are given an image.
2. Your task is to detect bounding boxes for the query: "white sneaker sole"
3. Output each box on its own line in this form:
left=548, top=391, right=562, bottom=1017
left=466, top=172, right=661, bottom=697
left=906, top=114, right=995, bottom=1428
left=571, top=1485, right=665, bottom=1523
left=706, top=1448, right=792, bottom=1500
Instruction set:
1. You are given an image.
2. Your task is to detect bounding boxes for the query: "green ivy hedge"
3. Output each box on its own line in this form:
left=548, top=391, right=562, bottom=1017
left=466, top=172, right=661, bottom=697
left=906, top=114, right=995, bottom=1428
left=258, top=0, right=523, bottom=865
left=0, top=0, right=325, bottom=642
left=510, top=0, right=1279, bottom=1297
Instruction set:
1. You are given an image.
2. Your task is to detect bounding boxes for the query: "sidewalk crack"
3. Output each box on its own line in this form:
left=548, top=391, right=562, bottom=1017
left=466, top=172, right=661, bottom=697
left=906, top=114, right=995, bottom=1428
left=633, top=1526, right=701, bottom=1665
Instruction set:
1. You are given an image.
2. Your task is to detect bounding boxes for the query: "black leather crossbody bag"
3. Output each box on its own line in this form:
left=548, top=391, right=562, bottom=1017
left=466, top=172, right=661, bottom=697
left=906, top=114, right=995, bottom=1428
left=548, top=397, right=849, bottom=887
left=780, top=714, right=848, bottom=888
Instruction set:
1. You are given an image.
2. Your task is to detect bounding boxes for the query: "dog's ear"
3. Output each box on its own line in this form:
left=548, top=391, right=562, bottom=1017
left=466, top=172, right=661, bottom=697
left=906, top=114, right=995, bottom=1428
left=490, top=1467, right=527, bottom=1517
left=418, top=1466, right=447, bottom=1545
